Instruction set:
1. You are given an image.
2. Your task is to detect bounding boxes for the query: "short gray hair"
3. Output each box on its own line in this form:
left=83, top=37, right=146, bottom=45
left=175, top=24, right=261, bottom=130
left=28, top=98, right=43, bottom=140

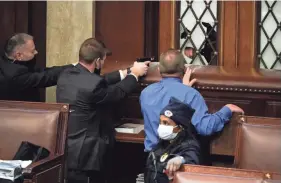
left=159, top=49, right=186, bottom=75
left=4, top=33, right=33, bottom=56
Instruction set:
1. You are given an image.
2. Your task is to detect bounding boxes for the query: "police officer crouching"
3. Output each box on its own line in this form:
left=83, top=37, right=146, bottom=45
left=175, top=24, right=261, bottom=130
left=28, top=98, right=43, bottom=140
left=144, top=97, right=201, bottom=183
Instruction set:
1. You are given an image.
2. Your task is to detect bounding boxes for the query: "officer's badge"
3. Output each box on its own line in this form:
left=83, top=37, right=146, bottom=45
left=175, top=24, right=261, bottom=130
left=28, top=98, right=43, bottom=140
left=164, top=110, right=173, bottom=117
left=160, top=153, right=169, bottom=162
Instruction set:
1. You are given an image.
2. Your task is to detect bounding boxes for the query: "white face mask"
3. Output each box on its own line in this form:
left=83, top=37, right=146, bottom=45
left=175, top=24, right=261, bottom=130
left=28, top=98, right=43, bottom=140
left=157, top=124, right=178, bottom=140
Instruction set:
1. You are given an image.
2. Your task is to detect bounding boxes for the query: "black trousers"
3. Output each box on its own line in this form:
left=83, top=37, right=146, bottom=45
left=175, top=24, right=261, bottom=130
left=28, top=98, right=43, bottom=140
left=68, top=169, right=106, bottom=183
left=144, top=170, right=169, bottom=183
left=67, top=148, right=113, bottom=183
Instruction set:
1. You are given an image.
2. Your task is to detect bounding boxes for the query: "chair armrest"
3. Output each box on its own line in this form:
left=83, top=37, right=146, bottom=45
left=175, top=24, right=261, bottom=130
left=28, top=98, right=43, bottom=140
left=23, top=154, right=63, bottom=176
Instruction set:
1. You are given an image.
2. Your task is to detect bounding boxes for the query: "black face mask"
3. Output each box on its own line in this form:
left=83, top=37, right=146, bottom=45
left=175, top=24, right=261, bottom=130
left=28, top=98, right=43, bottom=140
left=94, top=68, right=101, bottom=75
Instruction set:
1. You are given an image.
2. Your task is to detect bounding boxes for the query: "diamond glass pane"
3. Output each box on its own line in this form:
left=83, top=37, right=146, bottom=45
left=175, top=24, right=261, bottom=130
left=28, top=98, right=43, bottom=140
left=258, top=0, right=281, bottom=70
left=179, top=0, right=218, bottom=65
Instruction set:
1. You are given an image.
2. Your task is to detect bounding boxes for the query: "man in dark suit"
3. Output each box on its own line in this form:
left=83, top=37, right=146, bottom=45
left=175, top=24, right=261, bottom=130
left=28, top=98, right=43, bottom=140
left=56, top=38, right=149, bottom=183
left=0, top=33, right=73, bottom=101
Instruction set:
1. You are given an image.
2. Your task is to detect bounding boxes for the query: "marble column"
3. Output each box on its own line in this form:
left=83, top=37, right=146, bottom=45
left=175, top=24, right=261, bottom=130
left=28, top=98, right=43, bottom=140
left=46, top=1, right=94, bottom=102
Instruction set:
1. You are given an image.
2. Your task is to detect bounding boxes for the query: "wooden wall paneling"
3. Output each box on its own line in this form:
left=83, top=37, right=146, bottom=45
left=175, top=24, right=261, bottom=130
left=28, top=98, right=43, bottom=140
left=218, top=1, right=238, bottom=69
left=158, top=1, right=178, bottom=54
left=144, top=1, right=159, bottom=60
left=0, top=1, right=29, bottom=54
left=201, top=90, right=263, bottom=116
left=116, top=95, right=143, bottom=119
left=210, top=114, right=241, bottom=156
left=265, top=101, right=281, bottom=118
left=218, top=1, right=258, bottom=71
left=28, top=2, right=46, bottom=69
left=236, top=1, right=258, bottom=72
left=28, top=2, right=47, bottom=102
left=15, top=2, right=29, bottom=33
left=95, top=1, right=145, bottom=74
left=0, top=2, right=16, bottom=55
left=200, top=90, right=281, bottom=117
left=113, top=83, right=144, bottom=120
left=204, top=98, right=252, bottom=114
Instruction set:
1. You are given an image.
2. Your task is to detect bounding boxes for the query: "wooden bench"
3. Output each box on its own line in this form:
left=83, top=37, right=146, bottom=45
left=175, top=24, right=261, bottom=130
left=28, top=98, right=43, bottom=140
left=235, top=116, right=281, bottom=173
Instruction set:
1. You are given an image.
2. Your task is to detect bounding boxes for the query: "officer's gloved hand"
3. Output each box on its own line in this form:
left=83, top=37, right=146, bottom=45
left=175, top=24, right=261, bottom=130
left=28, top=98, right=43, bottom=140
left=165, top=156, right=185, bottom=177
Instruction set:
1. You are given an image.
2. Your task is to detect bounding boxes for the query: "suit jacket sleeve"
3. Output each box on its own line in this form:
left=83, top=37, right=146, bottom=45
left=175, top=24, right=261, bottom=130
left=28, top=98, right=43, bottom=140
left=92, top=74, right=137, bottom=104
left=34, top=65, right=72, bottom=72
left=103, top=70, right=121, bottom=85
left=11, top=64, right=73, bottom=90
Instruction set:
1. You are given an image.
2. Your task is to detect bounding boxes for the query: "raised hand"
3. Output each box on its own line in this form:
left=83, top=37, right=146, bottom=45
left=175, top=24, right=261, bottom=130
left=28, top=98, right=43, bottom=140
left=183, top=65, right=197, bottom=87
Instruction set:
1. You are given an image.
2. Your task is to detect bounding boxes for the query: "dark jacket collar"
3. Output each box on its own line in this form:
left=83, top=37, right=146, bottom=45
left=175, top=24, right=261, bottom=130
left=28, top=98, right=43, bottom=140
left=1, top=54, right=37, bottom=70
left=1, top=54, right=16, bottom=63
left=76, top=63, right=92, bottom=73
left=76, top=63, right=101, bottom=75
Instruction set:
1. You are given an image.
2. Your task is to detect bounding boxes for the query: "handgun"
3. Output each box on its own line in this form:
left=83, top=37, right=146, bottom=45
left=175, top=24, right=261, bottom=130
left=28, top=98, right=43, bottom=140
left=136, top=57, right=156, bottom=62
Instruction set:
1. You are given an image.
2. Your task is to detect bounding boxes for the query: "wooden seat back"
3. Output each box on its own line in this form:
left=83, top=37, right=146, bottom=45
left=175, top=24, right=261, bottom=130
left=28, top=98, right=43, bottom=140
left=234, top=116, right=281, bottom=173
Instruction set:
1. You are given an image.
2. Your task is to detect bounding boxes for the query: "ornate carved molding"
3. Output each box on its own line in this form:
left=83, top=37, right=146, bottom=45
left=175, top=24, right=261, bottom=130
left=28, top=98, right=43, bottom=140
left=140, top=63, right=281, bottom=94
left=140, top=82, right=281, bottom=94
left=194, top=85, right=281, bottom=94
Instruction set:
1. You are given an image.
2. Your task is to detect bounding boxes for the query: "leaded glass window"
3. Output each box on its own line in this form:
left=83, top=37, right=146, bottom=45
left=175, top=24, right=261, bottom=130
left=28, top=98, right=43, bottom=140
left=258, top=0, right=281, bottom=70
left=179, top=0, right=218, bottom=65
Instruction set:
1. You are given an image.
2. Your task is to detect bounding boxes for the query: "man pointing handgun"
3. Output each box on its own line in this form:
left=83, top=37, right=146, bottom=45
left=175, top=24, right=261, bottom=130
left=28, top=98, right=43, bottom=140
left=56, top=37, right=150, bottom=183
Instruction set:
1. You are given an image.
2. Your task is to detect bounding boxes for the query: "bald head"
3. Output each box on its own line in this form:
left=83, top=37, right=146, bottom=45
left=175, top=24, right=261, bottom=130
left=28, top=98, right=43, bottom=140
left=159, top=49, right=186, bottom=75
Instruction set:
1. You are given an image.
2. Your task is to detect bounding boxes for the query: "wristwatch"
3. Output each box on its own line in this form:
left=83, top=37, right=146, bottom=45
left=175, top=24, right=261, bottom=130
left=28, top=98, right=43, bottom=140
left=127, top=67, right=131, bottom=74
